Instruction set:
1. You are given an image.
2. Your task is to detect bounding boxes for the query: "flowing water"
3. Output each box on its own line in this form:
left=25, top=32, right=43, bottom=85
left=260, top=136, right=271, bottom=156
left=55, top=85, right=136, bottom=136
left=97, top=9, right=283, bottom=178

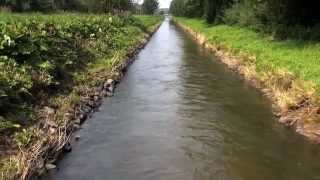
left=47, top=18, right=320, bottom=180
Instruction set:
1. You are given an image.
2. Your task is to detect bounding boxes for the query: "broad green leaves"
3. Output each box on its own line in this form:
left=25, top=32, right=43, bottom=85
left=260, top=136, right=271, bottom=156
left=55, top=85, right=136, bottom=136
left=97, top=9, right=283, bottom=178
left=0, top=13, right=159, bottom=133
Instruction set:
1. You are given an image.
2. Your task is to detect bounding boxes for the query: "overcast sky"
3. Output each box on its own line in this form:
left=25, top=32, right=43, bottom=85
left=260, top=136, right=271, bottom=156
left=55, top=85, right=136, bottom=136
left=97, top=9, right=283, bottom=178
left=159, top=0, right=172, bottom=8
left=137, top=0, right=172, bottom=8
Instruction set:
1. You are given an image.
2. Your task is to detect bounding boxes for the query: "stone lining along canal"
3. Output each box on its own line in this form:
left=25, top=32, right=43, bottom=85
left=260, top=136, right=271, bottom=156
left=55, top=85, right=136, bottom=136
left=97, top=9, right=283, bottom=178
left=46, top=18, right=320, bottom=180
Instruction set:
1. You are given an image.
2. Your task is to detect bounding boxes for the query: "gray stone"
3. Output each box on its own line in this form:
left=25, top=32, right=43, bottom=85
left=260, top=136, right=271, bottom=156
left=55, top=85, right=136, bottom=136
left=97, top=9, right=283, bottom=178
left=73, top=124, right=80, bottom=130
left=94, top=95, right=100, bottom=102
left=94, top=91, right=100, bottom=96
left=63, top=142, right=72, bottom=153
left=74, top=118, right=81, bottom=125
left=108, top=86, right=114, bottom=93
left=75, top=135, right=81, bottom=141
left=45, top=163, right=56, bottom=170
left=106, top=79, right=114, bottom=85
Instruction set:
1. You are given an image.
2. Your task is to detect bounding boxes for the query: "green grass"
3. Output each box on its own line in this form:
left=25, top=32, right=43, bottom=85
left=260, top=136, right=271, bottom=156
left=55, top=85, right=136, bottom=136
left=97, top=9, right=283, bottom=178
left=175, top=17, right=320, bottom=90
left=135, top=15, right=163, bottom=28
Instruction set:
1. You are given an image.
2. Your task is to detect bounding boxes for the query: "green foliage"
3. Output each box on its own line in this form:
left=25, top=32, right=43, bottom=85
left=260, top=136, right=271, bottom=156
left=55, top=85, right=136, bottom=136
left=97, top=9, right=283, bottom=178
left=223, top=0, right=264, bottom=29
left=261, top=0, right=320, bottom=26
left=0, top=13, right=161, bottom=133
left=170, top=0, right=203, bottom=17
left=171, top=0, right=320, bottom=38
left=0, top=56, right=32, bottom=114
left=92, top=0, right=134, bottom=13
left=176, top=17, right=320, bottom=90
left=222, top=0, right=320, bottom=40
left=13, top=128, right=33, bottom=146
left=0, top=116, right=21, bottom=132
left=134, top=15, right=162, bottom=31
left=142, top=0, right=159, bottom=15
left=1, top=0, right=135, bottom=13
left=170, top=0, right=232, bottom=23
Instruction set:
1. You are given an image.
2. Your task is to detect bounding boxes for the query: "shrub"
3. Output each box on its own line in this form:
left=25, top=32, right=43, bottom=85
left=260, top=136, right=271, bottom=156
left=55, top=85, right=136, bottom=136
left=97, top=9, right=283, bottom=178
left=0, top=13, right=158, bottom=132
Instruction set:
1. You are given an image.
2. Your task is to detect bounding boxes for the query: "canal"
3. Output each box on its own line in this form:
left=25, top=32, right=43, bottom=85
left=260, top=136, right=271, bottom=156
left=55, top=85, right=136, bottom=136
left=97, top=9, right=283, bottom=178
left=47, top=18, right=320, bottom=180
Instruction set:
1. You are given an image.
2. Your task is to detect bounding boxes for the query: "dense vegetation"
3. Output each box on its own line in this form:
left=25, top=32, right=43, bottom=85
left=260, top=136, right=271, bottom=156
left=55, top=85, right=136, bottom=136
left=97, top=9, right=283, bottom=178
left=0, top=0, right=160, bottom=15
left=170, top=0, right=320, bottom=40
left=0, top=0, right=162, bottom=177
left=142, top=0, right=159, bottom=15
left=0, top=0, right=135, bottom=13
left=0, top=13, right=162, bottom=179
left=0, top=0, right=161, bottom=133
left=0, top=13, right=162, bottom=136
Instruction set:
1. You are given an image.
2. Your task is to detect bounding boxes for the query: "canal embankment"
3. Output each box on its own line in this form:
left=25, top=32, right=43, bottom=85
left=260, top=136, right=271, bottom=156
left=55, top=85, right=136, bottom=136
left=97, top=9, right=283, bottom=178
left=0, top=14, right=163, bottom=180
left=173, top=17, right=320, bottom=142
left=47, top=18, right=320, bottom=180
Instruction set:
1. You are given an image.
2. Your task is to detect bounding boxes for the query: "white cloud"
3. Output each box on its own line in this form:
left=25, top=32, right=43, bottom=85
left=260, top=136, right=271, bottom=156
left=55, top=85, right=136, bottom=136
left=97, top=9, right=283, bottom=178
left=159, top=0, right=172, bottom=8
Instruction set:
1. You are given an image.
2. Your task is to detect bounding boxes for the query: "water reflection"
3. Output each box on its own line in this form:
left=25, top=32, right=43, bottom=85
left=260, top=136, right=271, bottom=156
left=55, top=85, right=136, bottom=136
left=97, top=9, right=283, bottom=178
left=47, top=18, right=320, bottom=180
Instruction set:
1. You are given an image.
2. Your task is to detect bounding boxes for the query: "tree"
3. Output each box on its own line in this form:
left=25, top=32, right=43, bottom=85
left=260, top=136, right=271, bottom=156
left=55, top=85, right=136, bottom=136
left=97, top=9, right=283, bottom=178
left=132, top=2, right=143, bottom=14
left=4, top=0, right=135, bottom=13
left=204, top=0, right=233, bottom=23
left=98, top=0, right=133, bottom=13
left=170, top=0, right=231, bottom=22
left=204, top=0, right=215, bottom=23
left=170, top=0, right=320, bottom=33
left=170, top=0, right=203, bottom=17
left=0, top=0, right=7, bottom=6
left=185, top=0, right=204, bottom=17
left=169, top=0, right=185, bottom=16
left=12, top=0, right=27, bottom=11
left=30, top=0, right=55, bottom=11
left=142, top=0, right=158, bottom=14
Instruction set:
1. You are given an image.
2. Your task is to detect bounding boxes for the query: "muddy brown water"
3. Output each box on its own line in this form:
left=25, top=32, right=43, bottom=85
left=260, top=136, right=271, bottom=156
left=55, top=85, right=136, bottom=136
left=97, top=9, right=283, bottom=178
left=46, top=18, right=320, bottom=180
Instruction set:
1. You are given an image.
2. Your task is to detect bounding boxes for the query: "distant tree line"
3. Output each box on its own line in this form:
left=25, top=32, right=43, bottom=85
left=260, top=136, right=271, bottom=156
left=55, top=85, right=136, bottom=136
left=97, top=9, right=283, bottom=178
left=0, top=0, right=135, bottom=12
left=170, top=0, right=320, bottom=39
left=170, top=0, right=232, bottom=23
left=0, top=0, right=159, bottom=14
left=142, top=0, right=158, bottom=15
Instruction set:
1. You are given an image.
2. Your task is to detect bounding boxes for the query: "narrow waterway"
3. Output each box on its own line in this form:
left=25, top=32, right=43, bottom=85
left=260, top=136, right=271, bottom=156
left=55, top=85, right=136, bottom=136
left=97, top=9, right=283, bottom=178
left=48, top=18, right=320, bottom=180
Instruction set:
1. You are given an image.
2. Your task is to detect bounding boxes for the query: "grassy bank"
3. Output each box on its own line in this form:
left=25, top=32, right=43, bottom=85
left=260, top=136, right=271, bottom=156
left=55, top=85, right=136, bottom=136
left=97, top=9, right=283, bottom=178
left=174, top=17, right=320, bottom=141
left=0, top=13, right=162, bottom=179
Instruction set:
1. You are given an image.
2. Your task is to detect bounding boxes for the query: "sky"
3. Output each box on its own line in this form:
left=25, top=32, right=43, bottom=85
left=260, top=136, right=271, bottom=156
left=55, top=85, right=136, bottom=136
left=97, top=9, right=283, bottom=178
left=158, top=0, right=172, bottom=8
left=137, top=0, right=172, bottom=9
